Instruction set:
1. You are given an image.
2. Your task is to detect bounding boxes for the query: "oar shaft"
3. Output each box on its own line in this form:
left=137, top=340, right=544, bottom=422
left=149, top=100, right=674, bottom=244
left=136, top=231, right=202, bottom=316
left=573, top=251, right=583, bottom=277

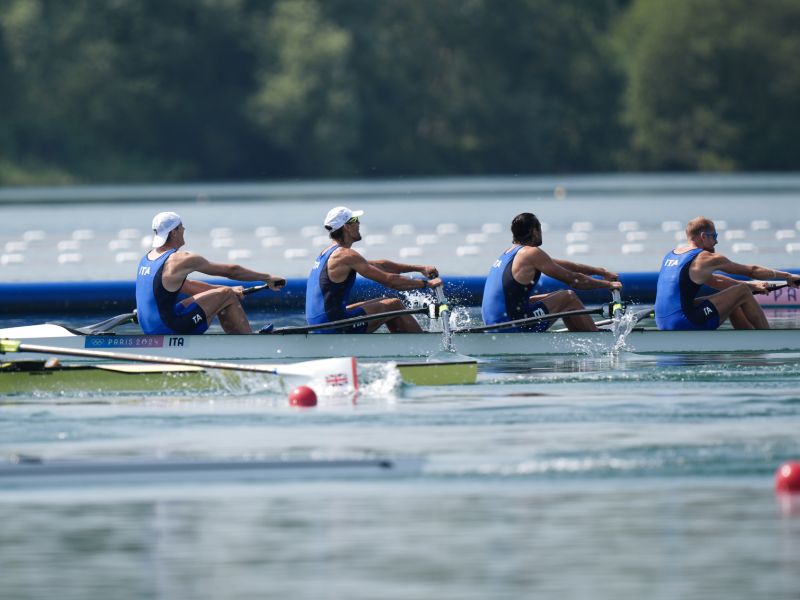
left=271, top=306, right=428, bottom=334
left=456, top=307, right=604, bottom=334
left=434, top=286, right=452, bottom=333
left=6, top=341, right=280, bottom=375
left=594, top=307, right=654, bottom=327
left=611, top=289, right=624, bottom=318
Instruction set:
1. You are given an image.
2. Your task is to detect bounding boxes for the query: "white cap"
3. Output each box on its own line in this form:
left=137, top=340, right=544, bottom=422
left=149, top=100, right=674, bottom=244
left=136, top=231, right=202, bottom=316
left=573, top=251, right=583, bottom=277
left=324, top=206, right=364, bottom=231
left=151, top=212, right=182, bottom=247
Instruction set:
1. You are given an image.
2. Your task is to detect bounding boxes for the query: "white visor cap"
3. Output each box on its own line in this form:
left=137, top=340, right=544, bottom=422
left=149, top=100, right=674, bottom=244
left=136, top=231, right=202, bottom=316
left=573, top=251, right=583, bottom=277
left=151, top=211, right=182, bottom=247
left=324, top=206, right=364, bottom=231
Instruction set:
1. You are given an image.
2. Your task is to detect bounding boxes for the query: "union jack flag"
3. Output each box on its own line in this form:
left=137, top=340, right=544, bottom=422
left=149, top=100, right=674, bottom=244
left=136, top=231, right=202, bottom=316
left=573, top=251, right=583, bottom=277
left=325, top=373, right=349, bottom=386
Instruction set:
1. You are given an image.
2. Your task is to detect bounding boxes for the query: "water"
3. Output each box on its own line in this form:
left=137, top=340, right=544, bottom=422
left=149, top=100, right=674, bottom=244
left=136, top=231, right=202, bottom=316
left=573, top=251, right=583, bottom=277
left=1, top=174, right=800, bottom=599
left=2, top=351, right=800, bottom=599
left=1, top=173, right=799, bottom=280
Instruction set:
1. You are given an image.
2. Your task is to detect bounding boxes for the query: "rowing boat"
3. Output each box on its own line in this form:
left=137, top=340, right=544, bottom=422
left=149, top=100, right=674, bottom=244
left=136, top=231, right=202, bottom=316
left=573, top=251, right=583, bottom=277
left=2, top=323, right=800, bottom=363
left=0, top=357, right=478, bottom=395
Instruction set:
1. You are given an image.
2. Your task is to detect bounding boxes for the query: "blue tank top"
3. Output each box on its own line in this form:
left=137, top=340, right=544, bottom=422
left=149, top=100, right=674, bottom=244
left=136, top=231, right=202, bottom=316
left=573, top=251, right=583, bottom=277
left=655, top=248, right=704, bottom=322
left=135, top=249, right=186, bottom=334
left=305, top=245, right=357, bottom=330
left=481, top=246, right=541, bottom=326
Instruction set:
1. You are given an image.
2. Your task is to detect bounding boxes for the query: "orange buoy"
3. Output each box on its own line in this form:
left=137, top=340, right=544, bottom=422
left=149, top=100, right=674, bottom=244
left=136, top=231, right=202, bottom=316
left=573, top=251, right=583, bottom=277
left=288, top=385, right=317, bottom=407
left=775, top=461, right=800, bottom=494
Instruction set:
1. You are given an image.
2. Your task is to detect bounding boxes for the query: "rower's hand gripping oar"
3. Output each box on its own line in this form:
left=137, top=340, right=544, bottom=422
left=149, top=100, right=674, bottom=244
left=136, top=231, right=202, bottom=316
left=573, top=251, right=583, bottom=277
left=761, top=280, right=799, bottom=294
left=243, top=280, right=286, bottom=295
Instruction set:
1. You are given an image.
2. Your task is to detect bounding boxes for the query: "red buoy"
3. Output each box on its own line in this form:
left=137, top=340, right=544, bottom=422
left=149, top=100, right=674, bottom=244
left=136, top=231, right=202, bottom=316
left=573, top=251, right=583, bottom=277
left=775, top=461, right=800, bottom=494
left=288, top=385, right=317, bottom=407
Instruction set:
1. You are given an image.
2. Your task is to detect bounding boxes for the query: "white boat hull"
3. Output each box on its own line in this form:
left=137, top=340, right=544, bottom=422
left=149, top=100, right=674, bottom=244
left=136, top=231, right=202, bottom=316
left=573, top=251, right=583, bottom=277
left=2, top=324, right=800, bottom=361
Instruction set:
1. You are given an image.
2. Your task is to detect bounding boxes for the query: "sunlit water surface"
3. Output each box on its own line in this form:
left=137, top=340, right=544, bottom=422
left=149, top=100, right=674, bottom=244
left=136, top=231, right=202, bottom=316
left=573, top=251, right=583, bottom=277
left=2, top=175, right=800, bottom=599
left=2, top=341, right=800, bottom=599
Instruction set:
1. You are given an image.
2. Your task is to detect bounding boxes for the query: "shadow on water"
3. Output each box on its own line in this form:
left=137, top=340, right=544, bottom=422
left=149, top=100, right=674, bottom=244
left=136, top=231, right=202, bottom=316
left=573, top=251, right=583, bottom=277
left=478, top=351, right=800, bottom=385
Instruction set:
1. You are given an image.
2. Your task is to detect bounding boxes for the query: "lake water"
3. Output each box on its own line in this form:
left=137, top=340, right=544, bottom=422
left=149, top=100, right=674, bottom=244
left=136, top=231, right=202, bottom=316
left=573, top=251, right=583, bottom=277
left=1, top=173, right=799, bottom=280
left=1, top=174, right=800, bottom=599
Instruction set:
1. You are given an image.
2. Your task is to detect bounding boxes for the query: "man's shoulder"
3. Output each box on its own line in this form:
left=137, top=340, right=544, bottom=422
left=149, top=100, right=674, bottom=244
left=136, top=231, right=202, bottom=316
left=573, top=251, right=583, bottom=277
left=693, top=250, right=729, bottom=268
left=516, top=245, right=547, bottom=262
left=332, top=247, right=364, bottom=262
left=165, top=250, right=204, bottom=271
left=168, top=250, right=198, bottom=262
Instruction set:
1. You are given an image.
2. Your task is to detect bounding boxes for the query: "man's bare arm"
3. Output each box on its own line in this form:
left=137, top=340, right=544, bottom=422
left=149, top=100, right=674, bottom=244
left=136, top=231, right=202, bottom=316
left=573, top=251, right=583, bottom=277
left=697, top=253, right=797, bottom=284
left=554, top=259, right=618, bottom=281
left=343, top=251, right=440, bottom=290
left=529, top=250, right=620, bottom=291
left=165, top=252, right=285, bottom=289
left=368, top=259, right=438, bottom=279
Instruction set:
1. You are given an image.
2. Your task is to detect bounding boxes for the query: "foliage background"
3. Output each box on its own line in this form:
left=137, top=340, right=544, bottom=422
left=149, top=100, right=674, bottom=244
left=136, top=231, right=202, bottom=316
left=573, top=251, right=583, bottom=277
left=1, top=0, right=797, bottom=184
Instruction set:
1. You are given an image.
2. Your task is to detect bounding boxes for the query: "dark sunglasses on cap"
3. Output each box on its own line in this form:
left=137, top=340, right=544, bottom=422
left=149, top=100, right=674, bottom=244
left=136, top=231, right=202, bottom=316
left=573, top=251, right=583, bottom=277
left=346, top=216, right=360, bottom=224
left=702, top=231, right=718, bottom=241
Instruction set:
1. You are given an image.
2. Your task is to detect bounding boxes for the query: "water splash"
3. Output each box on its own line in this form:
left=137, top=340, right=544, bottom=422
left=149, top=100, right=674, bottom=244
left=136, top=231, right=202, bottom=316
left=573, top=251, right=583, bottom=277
left=354, top=361, right=402, bottom=400
left=609, top=310, right=640, bottom=355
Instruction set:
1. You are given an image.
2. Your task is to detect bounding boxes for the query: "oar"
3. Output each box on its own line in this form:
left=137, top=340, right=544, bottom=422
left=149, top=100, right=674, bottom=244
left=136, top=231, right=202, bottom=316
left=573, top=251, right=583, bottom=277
left=0, top=338, right=358, bottom=387
left=433, top=284, right=455, bottom=351
left=75, top=281, right=280, bottom=335
left=243, top=280, right=285, bottom=294
left=427, top=283, right=477, bottom=363
left=265, top=306, right=429, bottom=335
left=593, top=307, right=654, bottom=328
left=454, top=307, right=604, bottom=334
left=763, top=281, right=795, bottom=293
left=610, top=289, right=624, bottom=319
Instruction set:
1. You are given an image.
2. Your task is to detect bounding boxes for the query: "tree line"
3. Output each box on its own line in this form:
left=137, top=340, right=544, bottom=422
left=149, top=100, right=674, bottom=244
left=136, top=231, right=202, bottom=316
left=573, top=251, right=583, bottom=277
left=0, top=0, right=798, bottom=185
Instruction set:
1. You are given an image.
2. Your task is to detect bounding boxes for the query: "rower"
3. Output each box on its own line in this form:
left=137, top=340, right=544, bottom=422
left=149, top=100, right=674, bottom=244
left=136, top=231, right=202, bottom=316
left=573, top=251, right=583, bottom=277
left=655, top=216, right=799, bottom=330
left=305, top=206, right=442, bottom=333
left=135, top=212, right=286, bottom=334
left=481, top=212, right=621, bottom=332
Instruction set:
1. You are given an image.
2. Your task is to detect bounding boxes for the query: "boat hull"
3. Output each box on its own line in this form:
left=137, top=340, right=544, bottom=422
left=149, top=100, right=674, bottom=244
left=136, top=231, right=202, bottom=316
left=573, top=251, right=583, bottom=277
left=2, top=325, right=800, bottom=362
left=0, top=359, right=478, bottom=395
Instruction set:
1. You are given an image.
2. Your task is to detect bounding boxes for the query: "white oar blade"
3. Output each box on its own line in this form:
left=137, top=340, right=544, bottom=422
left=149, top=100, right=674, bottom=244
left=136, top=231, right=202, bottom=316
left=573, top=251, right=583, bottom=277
left=0, top=324, right=75, bottom=339
left=270, top=356, right=359, bottom=393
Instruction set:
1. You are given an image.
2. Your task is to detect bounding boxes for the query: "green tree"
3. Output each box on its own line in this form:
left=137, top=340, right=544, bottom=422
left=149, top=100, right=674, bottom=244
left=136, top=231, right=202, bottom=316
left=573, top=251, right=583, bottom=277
left=0, top=0, right=269, bottom=182
left=615, top=0, right=800, bottom=170
left=329, top=0, right=626, bottom=175
left=247, top=0, right=359, bottom=177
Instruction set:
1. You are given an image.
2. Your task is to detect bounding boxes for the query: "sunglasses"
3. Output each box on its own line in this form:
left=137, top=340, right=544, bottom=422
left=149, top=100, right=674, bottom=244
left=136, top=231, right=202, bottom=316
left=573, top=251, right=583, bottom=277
left=346, top=216, right=360, bottom=224
left=702, top=231, right=718, bottom=241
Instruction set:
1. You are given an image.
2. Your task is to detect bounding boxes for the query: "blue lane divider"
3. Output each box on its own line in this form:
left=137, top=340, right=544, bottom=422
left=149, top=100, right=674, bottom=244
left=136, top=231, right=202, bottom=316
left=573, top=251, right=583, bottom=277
left=1, top=270, right=796, bottom=314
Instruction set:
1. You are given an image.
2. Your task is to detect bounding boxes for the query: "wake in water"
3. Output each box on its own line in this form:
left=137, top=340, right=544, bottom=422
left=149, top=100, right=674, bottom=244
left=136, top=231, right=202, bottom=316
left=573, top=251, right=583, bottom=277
left=479, top=352, right=800, bottom=386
